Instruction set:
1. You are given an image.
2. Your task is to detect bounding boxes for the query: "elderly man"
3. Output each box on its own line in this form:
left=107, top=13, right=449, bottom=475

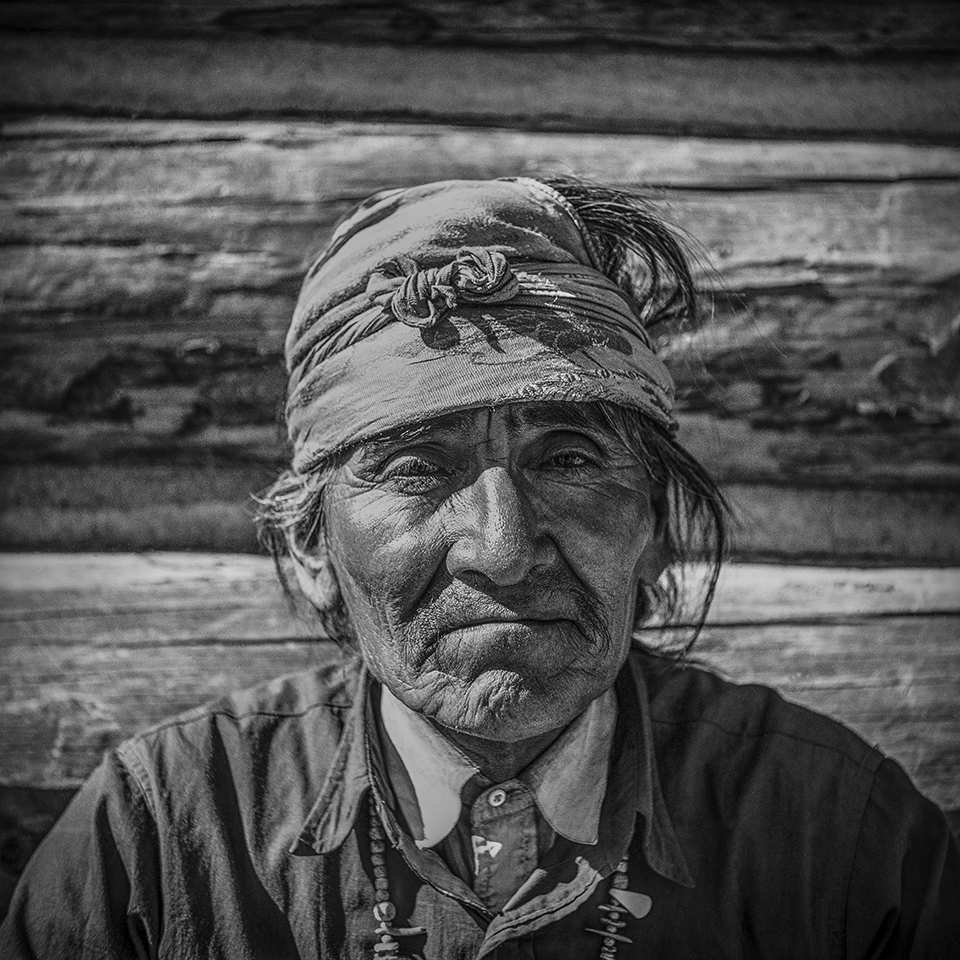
left=2, top=177, right=958, bottom=958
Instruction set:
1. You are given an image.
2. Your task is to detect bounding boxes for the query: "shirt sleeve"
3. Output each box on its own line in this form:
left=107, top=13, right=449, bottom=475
left=845, top=757, right=960, bottom=960
left=0, top=750, right=162, bottom=960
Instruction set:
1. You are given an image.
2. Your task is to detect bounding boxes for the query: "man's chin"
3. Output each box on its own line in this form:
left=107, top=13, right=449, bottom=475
left=435, top=667, right=581, bottom=743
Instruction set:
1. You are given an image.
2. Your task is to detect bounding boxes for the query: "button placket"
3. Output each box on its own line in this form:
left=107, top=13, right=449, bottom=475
left=469, top=783, right=538, bottom=913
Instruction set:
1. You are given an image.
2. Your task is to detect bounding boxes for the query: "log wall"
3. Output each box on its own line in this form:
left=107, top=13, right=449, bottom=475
left=3, top=119, right=959, bottom=559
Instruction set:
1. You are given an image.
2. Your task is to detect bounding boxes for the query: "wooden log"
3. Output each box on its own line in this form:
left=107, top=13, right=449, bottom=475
left=2, top=553, right=958, bottom=632
left=3, top=407, right=960, bottom=487
left=5, top=185, right=960, bottom=293
left=4, top=122, right=957, bottom=328
left=7, top=120, right=960, bottom=193
left=0, top=468, right=958, bottom=562
left=2, top=619, right=957, bottom=799
left=2, top=1, right=959, bottom=54
left=5, top=472, right=957, bottom=562
left=1, top=35, right=959, bottom=139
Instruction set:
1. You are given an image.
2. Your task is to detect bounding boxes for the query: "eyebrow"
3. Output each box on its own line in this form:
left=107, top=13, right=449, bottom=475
left=510, top=401, right=608, bottom=434
left=353, top=402, right=612, bottom=465
left=353, top=409, right=481, bottom=464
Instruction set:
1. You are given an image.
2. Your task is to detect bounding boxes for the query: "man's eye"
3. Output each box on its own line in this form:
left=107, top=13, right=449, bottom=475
left=382, top=457, right=447, bottom=482
left=546, top=450, right=596, bottom=470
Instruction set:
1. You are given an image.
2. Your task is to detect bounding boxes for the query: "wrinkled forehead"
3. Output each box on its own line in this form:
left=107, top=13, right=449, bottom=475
left=344, top=400, right=625, bottom=458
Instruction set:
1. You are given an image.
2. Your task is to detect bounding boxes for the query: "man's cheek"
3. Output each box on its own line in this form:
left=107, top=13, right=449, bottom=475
left=333, top=513, right=421, bottom=593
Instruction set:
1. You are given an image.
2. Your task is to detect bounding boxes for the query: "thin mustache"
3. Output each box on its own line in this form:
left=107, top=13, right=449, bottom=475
left=420, top=582, right=582, bottom=626
left=418, top=581, right=612, bottom=651
left=442, top=610, right=573, bottom=630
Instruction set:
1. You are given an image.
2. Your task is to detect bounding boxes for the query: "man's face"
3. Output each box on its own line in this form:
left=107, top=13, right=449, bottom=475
left=323, top=402, right=660, bottom=742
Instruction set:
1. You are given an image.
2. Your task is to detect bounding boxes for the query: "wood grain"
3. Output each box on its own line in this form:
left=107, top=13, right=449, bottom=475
left=3, top=123, right=957, bottom=422
left=10, top=118, right=960, bottom=180
left=1, top=477, right=959, bottom=562
left=2, top=617, right=957, bottom=800
left=3, top=552, right=958, bottom=628
left=3, top=1, right=959, bottom=54
left=3, top=622, right=959, bottom=789
left=2, top=35, right=958, bottom=139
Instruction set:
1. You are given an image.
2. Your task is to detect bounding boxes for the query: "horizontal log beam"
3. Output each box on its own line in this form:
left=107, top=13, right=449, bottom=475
left=2, top=472, right=960, bottom=562
left=2, top=35, right=959, bottom=139
left=9, top=119, right=960, bottom=182
left=4, top=407, right=960, bottom=484
left=3, top=553, right=958, bottom=631
left=2, top=620, right=957, bottom=799
left=2, top=1, right=959, bottom=54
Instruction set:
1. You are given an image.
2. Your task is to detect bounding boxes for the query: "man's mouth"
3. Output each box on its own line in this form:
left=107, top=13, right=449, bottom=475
left=442, top=610, right=570, bottom=632
left=439, top=617, right=573, bottom=641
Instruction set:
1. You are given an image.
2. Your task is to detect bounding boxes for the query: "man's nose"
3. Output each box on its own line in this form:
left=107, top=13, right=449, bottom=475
left=445, top=467, right=556, bottom=586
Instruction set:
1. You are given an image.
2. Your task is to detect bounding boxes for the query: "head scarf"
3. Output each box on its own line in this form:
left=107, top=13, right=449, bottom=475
left=285, top=177, right=677, bottom=472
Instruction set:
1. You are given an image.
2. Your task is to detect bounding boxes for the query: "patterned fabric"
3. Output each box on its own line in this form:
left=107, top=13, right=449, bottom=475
left=284, top=178, right=677, bottom=472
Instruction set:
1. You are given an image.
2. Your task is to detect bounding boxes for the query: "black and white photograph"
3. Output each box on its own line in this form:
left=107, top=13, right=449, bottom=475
left=1, top=2, right=959, bottom=957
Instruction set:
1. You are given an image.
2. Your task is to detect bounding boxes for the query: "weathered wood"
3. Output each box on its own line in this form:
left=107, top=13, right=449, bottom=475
left=5, top=187, right=959, bottom=290
left=722, top=483, right=960, bottom=564
left=2, top=35, right=959, bottom=139
left=0, top=464, right=275, bottom=552
left=3, top=469, right=960, bottom=562
left=7, top=120, right=960, bottom=188
left=2, top=620, right=957, bottom=798
left=4, top=124, right=957, bottom=324
left=2, top=1, right=959, bottom=54
left=2, top=554, right=958, bottom=633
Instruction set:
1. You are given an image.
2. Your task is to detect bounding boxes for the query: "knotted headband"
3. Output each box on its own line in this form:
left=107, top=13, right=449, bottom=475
left=367, top=248, right=520, bottom=328
left=286, top=178, right=678, bottom=472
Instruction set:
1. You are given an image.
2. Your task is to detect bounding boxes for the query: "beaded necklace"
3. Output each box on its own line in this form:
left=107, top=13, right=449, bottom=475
left=366, top=793, right=649, bottom=959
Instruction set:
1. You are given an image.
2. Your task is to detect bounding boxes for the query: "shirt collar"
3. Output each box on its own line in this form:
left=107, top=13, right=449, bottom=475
left=291, top=653, right=693, bottom=888
left=380, top=684, right=616, bottom=848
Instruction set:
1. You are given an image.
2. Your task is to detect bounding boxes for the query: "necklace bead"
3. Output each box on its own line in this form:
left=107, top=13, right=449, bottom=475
left=373, top=902, right=396, bottom=922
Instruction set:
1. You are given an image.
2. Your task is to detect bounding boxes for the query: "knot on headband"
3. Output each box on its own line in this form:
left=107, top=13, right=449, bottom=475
left=365, top=247, right=521, bottom=328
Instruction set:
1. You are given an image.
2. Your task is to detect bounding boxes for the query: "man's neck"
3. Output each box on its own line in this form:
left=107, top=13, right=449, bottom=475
left=426, top=722, right=565, bottom=784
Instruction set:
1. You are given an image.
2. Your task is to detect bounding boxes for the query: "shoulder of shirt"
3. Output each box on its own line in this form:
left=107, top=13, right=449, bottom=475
left=116, top=646, right=361, bottom=753
left=633, top=650, right=885, bottom=775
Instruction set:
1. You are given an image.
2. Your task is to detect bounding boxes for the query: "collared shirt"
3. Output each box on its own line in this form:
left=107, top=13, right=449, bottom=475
left=378, top=685, right=617, bottom=911
left=2, top=650, right=959, bottom=959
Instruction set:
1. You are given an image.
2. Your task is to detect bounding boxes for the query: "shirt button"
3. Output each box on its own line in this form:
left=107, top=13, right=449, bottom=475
left=488, top=788, right=507, bottom=807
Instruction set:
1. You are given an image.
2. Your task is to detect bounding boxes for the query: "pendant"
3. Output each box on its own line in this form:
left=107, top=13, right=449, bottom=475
left=584, top=856, right=653, bottom=958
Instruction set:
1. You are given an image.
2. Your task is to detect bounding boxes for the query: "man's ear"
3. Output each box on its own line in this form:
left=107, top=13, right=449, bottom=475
left=636, top=483, right=671, bottom=584
left=285, top=529, right=341, bottom=612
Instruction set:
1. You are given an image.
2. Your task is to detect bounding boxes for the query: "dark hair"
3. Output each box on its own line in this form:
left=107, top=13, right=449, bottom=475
left=255, top=176, right=730, bottom=659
